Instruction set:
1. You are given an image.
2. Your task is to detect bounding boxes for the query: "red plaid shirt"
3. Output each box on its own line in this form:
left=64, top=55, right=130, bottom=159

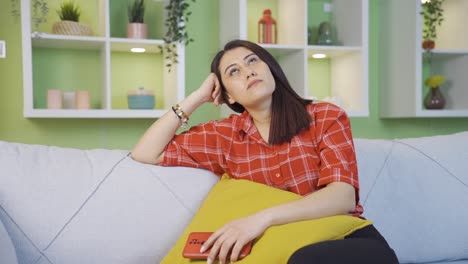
left=162, top=102, right=363, bottom=216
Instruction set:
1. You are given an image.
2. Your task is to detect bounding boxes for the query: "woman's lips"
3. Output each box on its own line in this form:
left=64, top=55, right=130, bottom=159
left=247, top=79, right=262, bottom=89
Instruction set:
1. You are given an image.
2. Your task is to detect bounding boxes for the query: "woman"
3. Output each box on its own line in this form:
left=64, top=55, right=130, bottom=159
left=132, top=40, right=398, bottom=264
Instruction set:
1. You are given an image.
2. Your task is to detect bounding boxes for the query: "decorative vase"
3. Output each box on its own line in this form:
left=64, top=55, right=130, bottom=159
left=424, top=86, right=445, bottom=109
left=258, top=9, right=277, bottom=44
left=52, top=21, right=93, bottom=36
left=316, top=21, right=334, bottom=45
left=127, top=23, right=147, bottom=39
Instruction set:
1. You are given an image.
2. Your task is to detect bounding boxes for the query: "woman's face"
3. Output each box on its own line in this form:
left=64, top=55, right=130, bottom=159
left=218, top=47, right=275, bottom=109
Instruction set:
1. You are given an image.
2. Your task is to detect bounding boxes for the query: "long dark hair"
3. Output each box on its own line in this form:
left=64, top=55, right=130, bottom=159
left=211, top=39, right=312, bottom=145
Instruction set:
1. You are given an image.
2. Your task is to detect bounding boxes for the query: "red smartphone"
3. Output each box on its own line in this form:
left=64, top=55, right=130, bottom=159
left=182, top=232, right=253, bottom=260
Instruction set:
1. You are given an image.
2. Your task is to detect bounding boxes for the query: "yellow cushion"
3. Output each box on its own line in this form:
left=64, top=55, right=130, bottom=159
left=161, top=175, right=372, bottom=264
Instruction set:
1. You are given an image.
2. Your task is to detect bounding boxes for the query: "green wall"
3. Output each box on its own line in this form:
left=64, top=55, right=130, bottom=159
left=351, top=1, right=468, bottom=138
left=1, top=0, right=467, bottom=150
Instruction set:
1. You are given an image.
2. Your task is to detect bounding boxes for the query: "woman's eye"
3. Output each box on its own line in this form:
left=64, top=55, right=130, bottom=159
left=248, top=57, right=258, bottom=64
left=229, top=68, right=239, bottom=76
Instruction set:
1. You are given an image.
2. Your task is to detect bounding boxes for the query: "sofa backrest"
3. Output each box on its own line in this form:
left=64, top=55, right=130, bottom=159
left=355, top=132, right=468, bottom=264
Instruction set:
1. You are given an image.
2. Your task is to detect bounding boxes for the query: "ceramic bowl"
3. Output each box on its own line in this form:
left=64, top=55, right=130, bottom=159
left=127, top=87, right=155, bottom=109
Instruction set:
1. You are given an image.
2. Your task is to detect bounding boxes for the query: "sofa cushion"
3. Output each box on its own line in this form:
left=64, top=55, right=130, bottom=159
left=0, top=141, right=219, bottom=263
left=43, top=159, right=218, bottom=263
left=356, top=132, right=468, bottom=264
left=162, top=176, right=372, bottom=264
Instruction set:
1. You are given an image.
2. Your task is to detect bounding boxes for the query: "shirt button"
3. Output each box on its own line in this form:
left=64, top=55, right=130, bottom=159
left=275, top=173, right=281, bottom=178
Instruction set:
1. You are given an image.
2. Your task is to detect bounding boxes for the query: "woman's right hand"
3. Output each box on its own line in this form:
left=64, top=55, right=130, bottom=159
left=195, top=73, right=223, bottom=106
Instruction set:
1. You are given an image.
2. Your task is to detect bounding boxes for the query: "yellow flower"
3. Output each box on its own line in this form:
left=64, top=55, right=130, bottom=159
left=424, top=75, right=446, bottom=87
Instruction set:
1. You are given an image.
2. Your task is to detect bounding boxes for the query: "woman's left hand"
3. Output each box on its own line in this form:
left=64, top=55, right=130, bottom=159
left=201, top=213, right=269, bottom=264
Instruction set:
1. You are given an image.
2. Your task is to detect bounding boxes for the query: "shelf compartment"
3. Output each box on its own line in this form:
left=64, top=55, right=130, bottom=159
left=32, top=47, right=104, bottom=110
left=308, top=49, right=367, bottom=115
left=246, top=0, right=306, bottom=45
left=32, top=0, right=106, bottom=37
left=431, top=0, right=468, bottom=51
left=308, top=0, right=364, bottom=47
left=109, top=0, right=165, bottom=40
left=422, top=53, right=468, bottom=111
left=110, top=51, right=163, bottom=110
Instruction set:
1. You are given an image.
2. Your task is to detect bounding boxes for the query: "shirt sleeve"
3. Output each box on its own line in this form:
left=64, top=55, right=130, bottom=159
left=313, top=104, right=360, bottom=195
left=160, top=121, right=225, bottom=176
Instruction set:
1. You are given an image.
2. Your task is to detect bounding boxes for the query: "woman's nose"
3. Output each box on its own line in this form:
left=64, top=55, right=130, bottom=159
left=246, top=70, right=257, bottom=79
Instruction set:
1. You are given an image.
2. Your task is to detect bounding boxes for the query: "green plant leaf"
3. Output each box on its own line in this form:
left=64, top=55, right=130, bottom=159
left=128, top=0, right=145, bottom=23
left=57, top=0, right=81, bottom=22
left=162, top=0, right=196, bottom=72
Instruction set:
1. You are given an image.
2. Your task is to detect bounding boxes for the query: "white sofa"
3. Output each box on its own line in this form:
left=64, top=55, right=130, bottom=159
left=1, top=132, right=468, bottom=264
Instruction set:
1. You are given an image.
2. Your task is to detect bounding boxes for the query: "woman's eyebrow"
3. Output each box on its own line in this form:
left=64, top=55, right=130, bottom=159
left=224, top=53, right=256, bottom=74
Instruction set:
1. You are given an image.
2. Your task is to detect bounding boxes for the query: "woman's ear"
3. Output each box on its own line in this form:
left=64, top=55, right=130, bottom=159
left=226, top=94, right=236, bottom=105
left=223, top=88, right=236, bottom=104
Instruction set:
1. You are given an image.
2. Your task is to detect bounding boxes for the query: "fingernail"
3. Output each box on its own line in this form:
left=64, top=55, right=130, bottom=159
left=207, top=258, right=212, bottom=264
left=200, top=246, right=205, bottom=253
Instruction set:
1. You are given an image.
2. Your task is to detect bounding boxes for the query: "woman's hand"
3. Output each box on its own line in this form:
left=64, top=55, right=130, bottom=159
left=201, top=213, right=270, bottom=264
left=195, top=73, right=223, bottom=106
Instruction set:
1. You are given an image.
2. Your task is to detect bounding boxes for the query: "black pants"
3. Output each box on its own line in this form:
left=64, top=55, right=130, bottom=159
left=287, top=224, right=399, bottom=264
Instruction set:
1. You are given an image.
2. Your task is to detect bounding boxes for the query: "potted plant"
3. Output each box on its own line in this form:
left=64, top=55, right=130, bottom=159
left=420, top=0, right=445, bottom=50
left=52, top=0, right=93, bottom=36
left=160, top=0, right=196, bottom=71
left=127, top=0, right=147, bottom=39
left=424, top=74, right=446, bottom=109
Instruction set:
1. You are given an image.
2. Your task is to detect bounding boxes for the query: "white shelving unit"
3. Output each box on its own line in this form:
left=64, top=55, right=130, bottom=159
left=219, top=0, right=369, bottom=117
left=380, top=0, right=468, bottom=118
left=21, top=0, right=185, bottom=118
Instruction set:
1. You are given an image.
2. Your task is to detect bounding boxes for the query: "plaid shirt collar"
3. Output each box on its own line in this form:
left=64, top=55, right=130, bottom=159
left=236, top=111, right=256, bottom=140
